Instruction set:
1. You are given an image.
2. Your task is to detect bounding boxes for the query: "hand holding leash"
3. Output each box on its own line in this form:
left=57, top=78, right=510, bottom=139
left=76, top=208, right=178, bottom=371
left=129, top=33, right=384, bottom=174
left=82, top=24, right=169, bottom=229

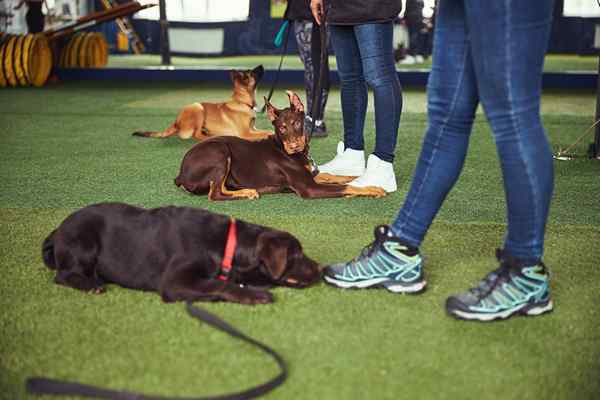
left=310, top=0, right=324, bottom=25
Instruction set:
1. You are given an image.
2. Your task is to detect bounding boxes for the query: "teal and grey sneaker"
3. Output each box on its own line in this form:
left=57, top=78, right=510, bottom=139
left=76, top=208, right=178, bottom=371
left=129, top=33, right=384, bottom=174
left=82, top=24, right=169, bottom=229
left=323, top=225, right=426, bottom=293
left=446, top=249, right=553, bottom=322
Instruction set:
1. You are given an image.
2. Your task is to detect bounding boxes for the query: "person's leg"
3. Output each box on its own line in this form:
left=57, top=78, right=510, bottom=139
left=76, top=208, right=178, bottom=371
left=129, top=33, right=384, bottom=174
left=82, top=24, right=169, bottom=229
left=345, top=21, right=403, bottom=193
left=294, top=20, right=316, bottom=118
left=329, top=25, right=367, bottom=151
left=354, top=22, right=402, bottom=164
left=390, top=0, right=479, bottom=246
left=307, top=21, right=330, bottom=137
left=466, top=0, right=555, bottom=265
left=318, top=25, right=367, bottom=176
left=324, top=0, right=478, bottom=291
left=407, top=22, right=420, bottom=57
left=445, top=0, right=555, bottom=321
left=310, top=22, right=330, bottom=122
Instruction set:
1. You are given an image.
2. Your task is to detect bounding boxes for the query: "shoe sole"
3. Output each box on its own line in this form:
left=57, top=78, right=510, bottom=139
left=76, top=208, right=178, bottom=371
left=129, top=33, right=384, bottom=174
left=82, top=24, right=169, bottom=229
left=318, top=167, right=366, bottom=177
left=324, top=275, right=427, bottom=294
left=348, top=182, right=397, bottom=193
left=447, top=300, right=554, bottom=322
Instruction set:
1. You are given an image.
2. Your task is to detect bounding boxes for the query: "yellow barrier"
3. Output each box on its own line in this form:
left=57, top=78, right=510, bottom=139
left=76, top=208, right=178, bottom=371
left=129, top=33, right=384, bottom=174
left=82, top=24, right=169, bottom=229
left=0, top=33, right=53, bottom=88
left=59, top=32, right=109, bottom=69
left=0, top=31, right=107, bottom=88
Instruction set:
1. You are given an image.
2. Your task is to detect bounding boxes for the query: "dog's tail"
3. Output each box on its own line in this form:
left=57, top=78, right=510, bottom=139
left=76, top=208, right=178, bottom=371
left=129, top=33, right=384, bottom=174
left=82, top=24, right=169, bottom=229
left=132, top=123, right=179, bottom=139
left=132, top=131, right=161, bottom=138
left=42, top=230, right=58, bottom=270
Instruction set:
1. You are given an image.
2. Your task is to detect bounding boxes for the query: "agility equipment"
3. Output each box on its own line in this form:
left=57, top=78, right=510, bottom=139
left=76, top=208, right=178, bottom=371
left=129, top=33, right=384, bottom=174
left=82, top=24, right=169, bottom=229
left=99, top=0, right=145, bottom=54
left=0, top=33, right=52, bottom=88
left=0, top=1, right=154, bottom=89
left=44, top=1, right=153, bottom=41
left=59, top=32, right=108, bottom=68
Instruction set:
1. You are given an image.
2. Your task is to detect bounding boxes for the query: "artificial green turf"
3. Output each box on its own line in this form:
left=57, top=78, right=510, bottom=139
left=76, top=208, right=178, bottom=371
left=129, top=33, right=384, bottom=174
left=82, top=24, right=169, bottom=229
left=105, top=54, right=598, bottom=73
left=0, top=81, right=599, bottom=400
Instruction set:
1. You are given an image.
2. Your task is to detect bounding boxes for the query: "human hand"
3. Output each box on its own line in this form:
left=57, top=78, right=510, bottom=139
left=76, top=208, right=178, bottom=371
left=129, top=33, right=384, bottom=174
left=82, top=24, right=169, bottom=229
left=310, top=0, right=324, bottom=25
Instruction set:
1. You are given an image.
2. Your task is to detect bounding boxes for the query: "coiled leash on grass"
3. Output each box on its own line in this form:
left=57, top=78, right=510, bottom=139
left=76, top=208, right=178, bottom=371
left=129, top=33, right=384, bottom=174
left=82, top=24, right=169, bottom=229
left=26, top=302, right=288, bottom=400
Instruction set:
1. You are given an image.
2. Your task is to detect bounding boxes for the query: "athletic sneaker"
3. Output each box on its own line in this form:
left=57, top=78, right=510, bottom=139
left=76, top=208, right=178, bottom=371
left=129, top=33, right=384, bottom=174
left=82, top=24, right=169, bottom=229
left=324, top=225, right=426, bottom=293
left=318, top=142, right=365, bottom=176
left=349, top=154, right=397, bottom=193
left=446, top=249, right=553, bottom=322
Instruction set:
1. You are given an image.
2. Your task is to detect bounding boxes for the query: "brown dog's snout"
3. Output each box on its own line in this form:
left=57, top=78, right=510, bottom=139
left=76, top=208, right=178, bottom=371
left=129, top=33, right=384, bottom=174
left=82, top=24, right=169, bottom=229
left=284, top=137, right=306, bottom=154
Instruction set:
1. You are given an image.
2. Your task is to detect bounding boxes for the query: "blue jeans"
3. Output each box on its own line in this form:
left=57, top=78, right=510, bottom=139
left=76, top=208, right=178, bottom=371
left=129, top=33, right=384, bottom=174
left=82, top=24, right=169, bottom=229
left=330, top=22, right=402, bottom=163
left=390, top=0, right=555, bottom=264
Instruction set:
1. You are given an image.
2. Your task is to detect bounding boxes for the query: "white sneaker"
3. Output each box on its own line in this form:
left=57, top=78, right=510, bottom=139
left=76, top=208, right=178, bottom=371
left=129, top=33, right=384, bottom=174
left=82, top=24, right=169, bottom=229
left=318, top=142, right=365, bottom=176
left=415, top=55, right=425, bottom=64
left=399, top=55, right=416, bottom=65
left=349, top=154, right=397, bottom=193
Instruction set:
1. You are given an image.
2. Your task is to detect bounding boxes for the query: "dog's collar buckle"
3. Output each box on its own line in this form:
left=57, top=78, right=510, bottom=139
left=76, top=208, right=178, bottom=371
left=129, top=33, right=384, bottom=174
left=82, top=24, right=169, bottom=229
left=217, top=218, right=237, bottom=281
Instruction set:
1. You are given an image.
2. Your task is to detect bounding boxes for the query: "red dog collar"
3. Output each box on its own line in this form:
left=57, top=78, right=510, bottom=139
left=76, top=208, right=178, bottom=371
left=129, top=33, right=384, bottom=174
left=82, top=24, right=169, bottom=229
left=217, top=218, right=237, bottom=281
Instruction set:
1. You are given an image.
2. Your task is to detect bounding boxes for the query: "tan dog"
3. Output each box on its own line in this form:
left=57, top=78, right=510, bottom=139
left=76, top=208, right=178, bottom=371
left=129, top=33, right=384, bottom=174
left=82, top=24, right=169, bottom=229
left=132, top=65, right=273, bottom=142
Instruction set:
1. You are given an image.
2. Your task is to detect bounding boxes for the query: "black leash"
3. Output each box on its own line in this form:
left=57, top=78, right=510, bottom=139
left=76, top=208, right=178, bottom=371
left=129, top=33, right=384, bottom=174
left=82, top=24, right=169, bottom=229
left=26, top=302, right=288, bottom=400
left=307, top=4, right=329, bottom=141
left=260, top=20, right=292, bottom=113
left=303, top=4, right=329, bottom=175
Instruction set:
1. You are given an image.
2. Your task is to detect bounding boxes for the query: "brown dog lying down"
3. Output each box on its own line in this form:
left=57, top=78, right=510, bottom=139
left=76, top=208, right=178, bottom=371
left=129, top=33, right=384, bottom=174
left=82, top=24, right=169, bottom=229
left=132, top=65, right=273, bottom=142
left=174, top=91, right=386, bottom=200
left=42, top=203, right=321, bottom=305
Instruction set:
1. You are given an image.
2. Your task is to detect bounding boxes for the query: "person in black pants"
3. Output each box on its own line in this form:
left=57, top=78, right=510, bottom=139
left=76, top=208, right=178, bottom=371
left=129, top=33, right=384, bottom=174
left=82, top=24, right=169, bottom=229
left=284, top=0, right=330, bottom=138
left=400, top=0, right=427, bottom=65
left=14, top=0, right=46, bottom=33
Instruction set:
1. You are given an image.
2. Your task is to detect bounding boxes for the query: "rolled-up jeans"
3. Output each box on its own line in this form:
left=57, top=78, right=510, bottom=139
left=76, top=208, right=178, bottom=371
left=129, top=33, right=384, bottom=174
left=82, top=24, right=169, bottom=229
left=391, top=0, right=555, bottom=264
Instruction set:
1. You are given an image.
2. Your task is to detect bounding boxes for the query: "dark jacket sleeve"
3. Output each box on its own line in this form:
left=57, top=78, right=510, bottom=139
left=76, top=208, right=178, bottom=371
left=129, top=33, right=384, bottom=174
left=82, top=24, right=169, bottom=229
left=284, top=0, right=313, bottom=21
left=327, top=0, right=402, bottom=25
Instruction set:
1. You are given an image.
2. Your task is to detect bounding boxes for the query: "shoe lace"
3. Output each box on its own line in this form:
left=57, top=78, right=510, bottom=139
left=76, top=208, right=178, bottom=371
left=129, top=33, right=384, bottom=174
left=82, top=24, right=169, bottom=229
left=350, top=225, right=390, bottom=264
left=468, top=249, right=516, bottom=298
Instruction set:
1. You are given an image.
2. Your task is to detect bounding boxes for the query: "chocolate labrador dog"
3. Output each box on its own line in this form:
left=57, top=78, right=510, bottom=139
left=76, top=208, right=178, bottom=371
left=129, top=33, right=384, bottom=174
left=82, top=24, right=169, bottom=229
left=132, top=65, right=273, bottom=142
left=42, top=203, right=320, bottom=305
left=174, top=91, right=386, bottom=200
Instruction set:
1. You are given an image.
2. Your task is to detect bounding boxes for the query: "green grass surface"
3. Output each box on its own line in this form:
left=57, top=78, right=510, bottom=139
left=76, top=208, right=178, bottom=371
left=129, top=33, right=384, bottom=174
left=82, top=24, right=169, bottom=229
left=106, top=54, right=598, bottom=73
left=1, top=82, right=599, bottom=400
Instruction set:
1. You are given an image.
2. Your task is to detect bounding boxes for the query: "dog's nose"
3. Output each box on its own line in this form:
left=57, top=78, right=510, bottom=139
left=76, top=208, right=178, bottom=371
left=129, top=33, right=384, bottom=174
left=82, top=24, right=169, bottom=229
left=287, top=144, right=300, bottom=152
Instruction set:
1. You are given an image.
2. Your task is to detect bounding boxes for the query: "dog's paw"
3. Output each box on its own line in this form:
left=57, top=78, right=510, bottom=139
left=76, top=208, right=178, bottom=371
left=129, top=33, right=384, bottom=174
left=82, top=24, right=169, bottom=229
left=235, top=189, right=260, bottom=200
left=343, top=185, right=387, bottom=198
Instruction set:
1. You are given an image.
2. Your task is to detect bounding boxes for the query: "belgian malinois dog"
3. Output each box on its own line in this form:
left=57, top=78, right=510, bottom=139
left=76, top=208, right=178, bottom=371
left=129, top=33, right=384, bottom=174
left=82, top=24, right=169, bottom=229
left=132, top=65, right=273, bottom=142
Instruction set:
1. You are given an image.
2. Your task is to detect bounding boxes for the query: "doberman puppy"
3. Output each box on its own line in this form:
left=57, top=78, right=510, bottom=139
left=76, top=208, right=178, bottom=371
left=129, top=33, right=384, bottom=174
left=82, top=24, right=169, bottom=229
left=42, top=203, right=321, bottom=305
left=132, top=65, right=273, bottom=142
left=174, top=91, right=386, bottom=200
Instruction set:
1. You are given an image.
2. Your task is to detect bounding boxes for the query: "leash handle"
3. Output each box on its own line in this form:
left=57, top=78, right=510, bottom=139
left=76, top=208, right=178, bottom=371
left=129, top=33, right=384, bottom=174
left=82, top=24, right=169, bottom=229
left=25, top=303, right=288, bottom=400
left=274, top=20, right=289, bottom=48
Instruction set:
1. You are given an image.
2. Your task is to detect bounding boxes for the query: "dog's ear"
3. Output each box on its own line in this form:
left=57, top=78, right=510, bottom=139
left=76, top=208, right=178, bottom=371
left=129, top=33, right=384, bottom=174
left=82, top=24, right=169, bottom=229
left=252, top=65, right=264, bottom=80
left=256, top=231, right=289, bottom=281
left=286, top=90, right=305, bottom=114
left=265, top=97, right=279, bottom=122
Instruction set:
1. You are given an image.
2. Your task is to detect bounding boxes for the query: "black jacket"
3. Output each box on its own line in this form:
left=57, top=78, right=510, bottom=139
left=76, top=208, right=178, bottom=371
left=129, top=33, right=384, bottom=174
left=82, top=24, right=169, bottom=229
left=327, top=0, right=402, bottom=25
left=284, top=0, right=313, bottom=21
